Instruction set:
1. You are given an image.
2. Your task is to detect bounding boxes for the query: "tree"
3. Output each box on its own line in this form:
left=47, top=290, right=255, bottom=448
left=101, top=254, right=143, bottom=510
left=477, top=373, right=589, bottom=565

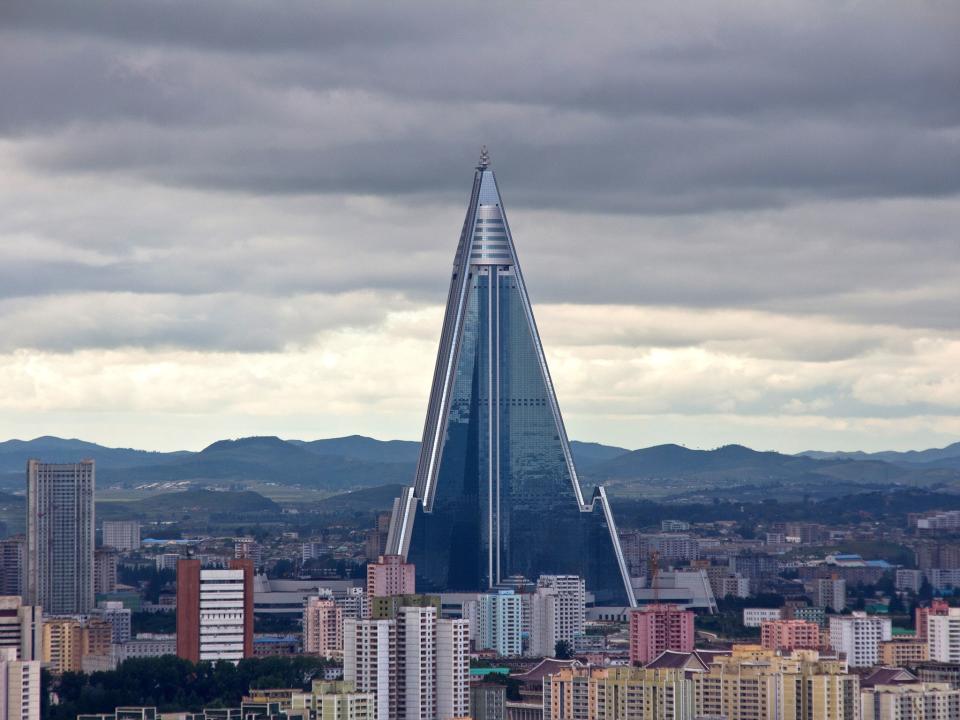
left=554, top=640, right=573, bottom=659
left=45, top=655, right=332, bottom=720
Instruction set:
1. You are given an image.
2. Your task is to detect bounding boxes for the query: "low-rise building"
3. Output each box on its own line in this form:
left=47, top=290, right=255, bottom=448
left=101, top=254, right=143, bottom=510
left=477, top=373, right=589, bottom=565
left=113, top=634, right=176, bottom=662
left=761, top=620, right=821, bottom=652
left=291, top=679, right=374, bottom=720
left=880, top=638, right=929, bottom=666
left=743, top=607, right=783, bottom=627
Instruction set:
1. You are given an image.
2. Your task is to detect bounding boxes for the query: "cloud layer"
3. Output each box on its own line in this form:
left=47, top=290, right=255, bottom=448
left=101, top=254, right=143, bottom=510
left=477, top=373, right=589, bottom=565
left=0, top=1, right=958, bottom=452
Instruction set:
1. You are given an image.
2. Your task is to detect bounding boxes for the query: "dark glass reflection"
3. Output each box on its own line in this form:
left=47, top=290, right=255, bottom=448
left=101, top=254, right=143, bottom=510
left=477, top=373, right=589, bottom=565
left=407, top=267, right=628, bottom=604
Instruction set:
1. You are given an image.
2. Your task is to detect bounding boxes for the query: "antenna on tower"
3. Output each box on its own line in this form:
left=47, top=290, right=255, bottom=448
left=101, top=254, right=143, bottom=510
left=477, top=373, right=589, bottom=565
left=478, top=145, right=490, bottom=169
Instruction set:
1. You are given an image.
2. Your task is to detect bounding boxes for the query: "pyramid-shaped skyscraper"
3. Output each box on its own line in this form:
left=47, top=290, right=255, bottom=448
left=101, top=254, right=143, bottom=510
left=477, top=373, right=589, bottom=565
left=387, top=150, right=635, bottom=606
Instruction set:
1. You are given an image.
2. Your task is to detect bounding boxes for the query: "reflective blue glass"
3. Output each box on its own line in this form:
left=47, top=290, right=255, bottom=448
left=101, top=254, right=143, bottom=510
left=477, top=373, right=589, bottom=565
left=397, top=160, right=632, bottom=606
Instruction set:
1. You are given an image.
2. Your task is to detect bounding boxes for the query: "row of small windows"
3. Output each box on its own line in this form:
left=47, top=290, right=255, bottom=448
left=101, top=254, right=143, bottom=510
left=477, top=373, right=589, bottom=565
left=476, top=219, right=503, bottom=225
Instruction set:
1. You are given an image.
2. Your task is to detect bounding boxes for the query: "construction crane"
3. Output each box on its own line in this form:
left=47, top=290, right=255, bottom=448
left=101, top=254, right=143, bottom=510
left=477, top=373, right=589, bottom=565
left=648, top=550, right=660, bottom=605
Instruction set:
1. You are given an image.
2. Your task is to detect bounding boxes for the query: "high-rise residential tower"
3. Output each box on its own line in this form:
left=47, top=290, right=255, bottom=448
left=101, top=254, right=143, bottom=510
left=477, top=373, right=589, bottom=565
left=0, top=537, right=24, bottom=597
left=101, top=520, right=141, bottom=552
left=176, top=558, right=254, bottom=663
left=343, top=597, right=469, bottom=720
left=529, top=575, right=586, bottom=658
left=628, top=604, right=695, bottom=665
left=303, top=595, right=343, bottom=658
left=386, top=151, right=634, bottom=606
left=366, top=554, right=415, bottom=613
left=468, top=590, right=523, bottom=657
left=24, top=460, right=95, bottom=615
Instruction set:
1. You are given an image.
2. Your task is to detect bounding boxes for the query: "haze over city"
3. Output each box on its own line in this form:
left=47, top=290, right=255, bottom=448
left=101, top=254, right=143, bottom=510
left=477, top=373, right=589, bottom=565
left=2, top=2, right=959, bottom=454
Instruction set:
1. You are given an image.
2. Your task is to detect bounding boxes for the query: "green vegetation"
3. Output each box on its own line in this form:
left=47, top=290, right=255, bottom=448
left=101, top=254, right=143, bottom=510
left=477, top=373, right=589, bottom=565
left=254, top=614, right=300, bottom=633
left=612, top=489, right=960, bottom=530
left=131, top=611, right=175, bottom=634
left=118, top=566, right=174, bottom=604
left=554, top=640, right=573, bottom=659
left=45, top=655, right=332, bottom=720
left=98, top=489, right=280, bottom=521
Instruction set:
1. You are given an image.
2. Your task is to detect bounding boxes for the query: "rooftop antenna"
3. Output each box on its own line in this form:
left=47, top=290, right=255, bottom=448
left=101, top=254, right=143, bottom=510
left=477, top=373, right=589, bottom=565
left=478, top=145, right=490, bottom=170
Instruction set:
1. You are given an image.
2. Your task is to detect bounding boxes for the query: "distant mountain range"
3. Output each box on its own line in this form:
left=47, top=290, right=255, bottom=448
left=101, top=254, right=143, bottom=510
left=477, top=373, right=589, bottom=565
left=1, top=434, right=958, bottom=501
left=799, top=442, right=960, bottom=470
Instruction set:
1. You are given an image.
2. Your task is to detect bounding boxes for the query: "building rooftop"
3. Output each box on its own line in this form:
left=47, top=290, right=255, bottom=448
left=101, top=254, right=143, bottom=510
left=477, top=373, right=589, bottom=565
left=861, top=667, right=918, bottom=688
left=511, top=658, right=581, bottom=683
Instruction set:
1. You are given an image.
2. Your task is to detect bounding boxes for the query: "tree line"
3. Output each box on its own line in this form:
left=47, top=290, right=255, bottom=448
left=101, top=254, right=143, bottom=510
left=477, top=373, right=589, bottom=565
left=45, top=655, right=331, bottom=720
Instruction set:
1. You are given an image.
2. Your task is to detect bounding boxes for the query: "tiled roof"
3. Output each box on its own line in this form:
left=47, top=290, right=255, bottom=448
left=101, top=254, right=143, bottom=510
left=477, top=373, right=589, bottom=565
left=861, top=667, right=918, bottom=687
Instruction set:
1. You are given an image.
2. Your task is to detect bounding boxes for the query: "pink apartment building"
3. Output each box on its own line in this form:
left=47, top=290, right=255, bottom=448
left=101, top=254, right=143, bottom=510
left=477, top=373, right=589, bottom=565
left=629, top=604, right=695, bottom=665
left=303, top=596, right=342, bottom=658
left=761, top=619, right=821, bottom=652
left=366, top=554, right=415, bottom=606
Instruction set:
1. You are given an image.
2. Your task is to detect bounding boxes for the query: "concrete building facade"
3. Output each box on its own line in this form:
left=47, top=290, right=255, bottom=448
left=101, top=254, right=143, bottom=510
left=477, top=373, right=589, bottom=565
left=25, top=460, right=95, bottom=615
left=303, top=595, right=342, bottom=658
left=628, top=605, right=694, bottom=665
left=176, top=558, right=254, bottom=663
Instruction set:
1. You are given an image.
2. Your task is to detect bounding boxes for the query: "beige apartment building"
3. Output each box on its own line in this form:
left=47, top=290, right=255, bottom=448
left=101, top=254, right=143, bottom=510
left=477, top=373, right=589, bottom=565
left=546, top=665, right=694, bottom=720
left=694, top=645, right=858, bottom=720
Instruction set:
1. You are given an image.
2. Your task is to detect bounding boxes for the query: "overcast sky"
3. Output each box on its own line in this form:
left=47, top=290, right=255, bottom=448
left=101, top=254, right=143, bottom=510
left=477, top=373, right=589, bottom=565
left=1, top=1, right=959, bottom=453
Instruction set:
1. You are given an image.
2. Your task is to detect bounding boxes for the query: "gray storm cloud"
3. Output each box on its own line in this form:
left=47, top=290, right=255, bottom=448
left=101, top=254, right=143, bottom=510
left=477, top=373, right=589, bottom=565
left=0, top=0, right=958, bottom=451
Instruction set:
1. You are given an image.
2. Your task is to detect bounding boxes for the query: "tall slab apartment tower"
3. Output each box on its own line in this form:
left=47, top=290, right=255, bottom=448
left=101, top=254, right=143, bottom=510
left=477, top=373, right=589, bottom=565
left=25, top=460, right=95, bottom=615
left=387, top=151, right=635, bottom=606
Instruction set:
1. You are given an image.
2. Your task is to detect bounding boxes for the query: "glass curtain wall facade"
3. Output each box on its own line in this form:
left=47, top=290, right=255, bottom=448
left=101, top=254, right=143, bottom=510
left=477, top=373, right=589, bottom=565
left=388, top=152, right=635, bottom=606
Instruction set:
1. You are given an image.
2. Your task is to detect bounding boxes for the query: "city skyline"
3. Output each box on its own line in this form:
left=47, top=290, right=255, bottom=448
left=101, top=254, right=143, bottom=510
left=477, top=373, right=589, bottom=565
left=0, top=3, right=958, bottom=454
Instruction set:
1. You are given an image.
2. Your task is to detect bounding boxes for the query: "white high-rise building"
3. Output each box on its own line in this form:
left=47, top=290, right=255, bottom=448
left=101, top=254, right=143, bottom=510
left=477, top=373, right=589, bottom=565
left=469, top=590, right=522, bottom=657
left=101, top=520, right=141, bottom=552
left=176, top=559, right=253, bottom=664
left=530, top=575, right=585, bottom=657
left=829, top=612, right=892, bottom=667
left=437, top=618, right=470, bottom=720
left=344, top=618, right=395, bottom=720
left=928, top=608, right=960, bottom=662
left=343, top=602, right=470, bottom=720
left=0, top=647, right=40, bottom=720
left=25, top=460, right=95, bottom=615
left=0, top=597, right=42, bottom=661
left=396, top=605, right=436, bottom=720
left=198, top=567, right=247, bottom=662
